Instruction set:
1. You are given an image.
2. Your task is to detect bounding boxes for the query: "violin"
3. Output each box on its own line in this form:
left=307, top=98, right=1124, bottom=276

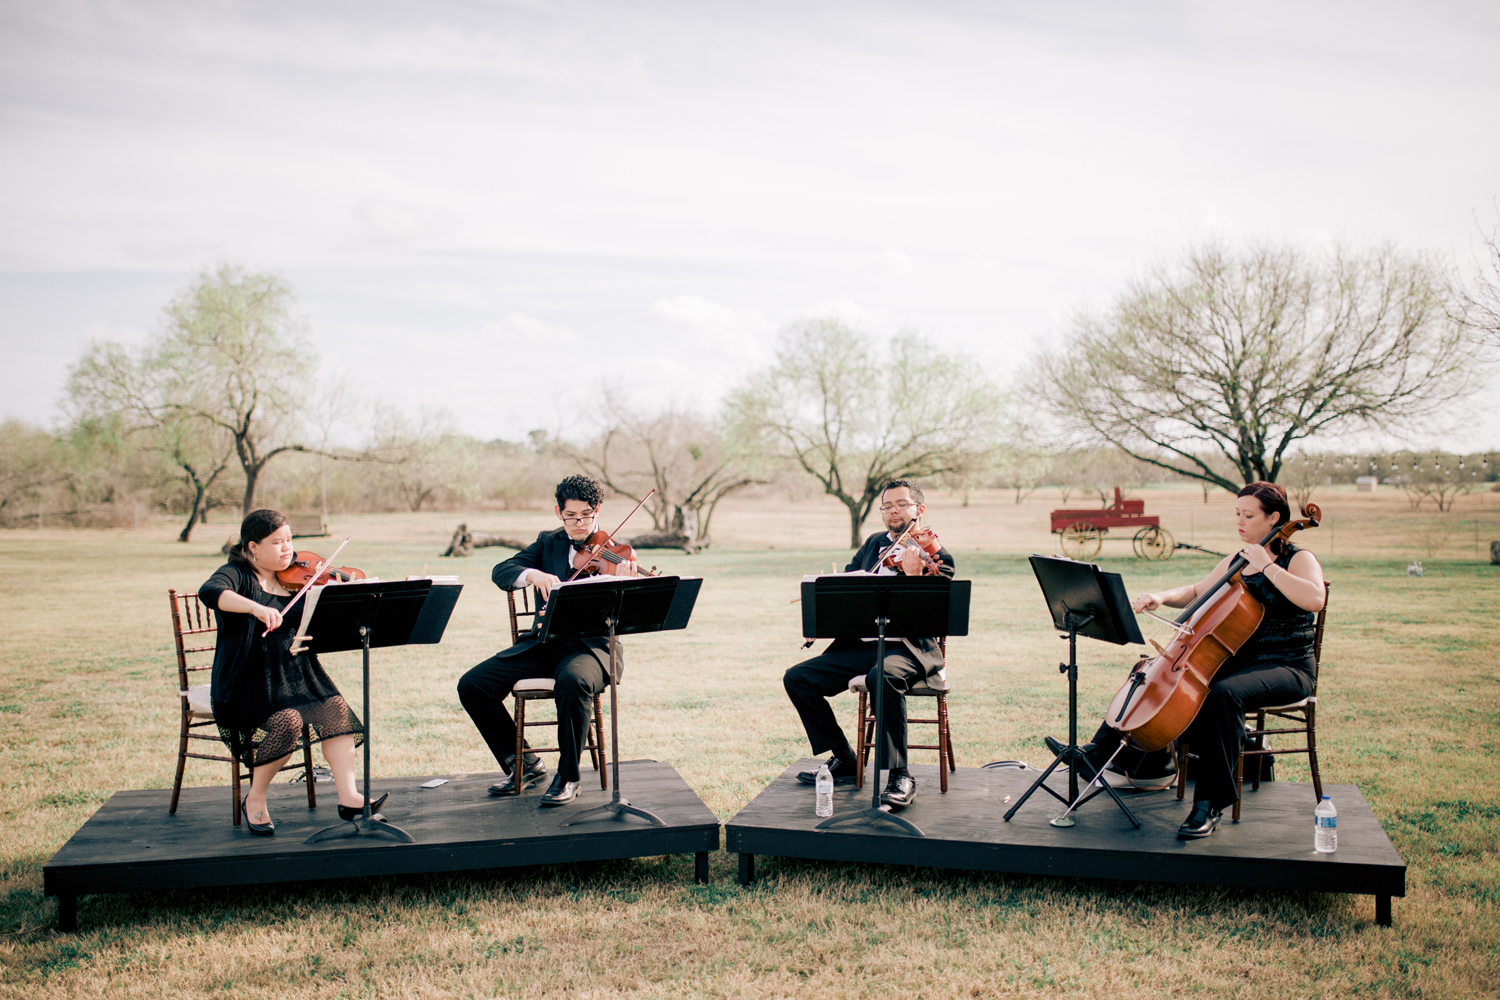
left=277, top=550, right=366, bottom=592
left=1103, top=502, right=1322, bottom=752
left=878, top=522, right=944, bottom=576
left=570, top=531, right=652, bottom=578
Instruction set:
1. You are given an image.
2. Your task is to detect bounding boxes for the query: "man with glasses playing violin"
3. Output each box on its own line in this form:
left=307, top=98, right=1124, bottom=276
left=782, top=479, right=955, bottom=809
left=457, top=474, right=637, bottom=806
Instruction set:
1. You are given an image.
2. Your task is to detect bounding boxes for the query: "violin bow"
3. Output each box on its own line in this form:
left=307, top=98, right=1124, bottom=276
left=264, top=535, right=352, bottom=637
left=564, top=488, right=656, bottom=583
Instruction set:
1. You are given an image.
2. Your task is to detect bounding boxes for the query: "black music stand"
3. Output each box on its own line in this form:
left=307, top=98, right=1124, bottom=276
left=530, top=575, right=702, bottom=828
left=800, top=574, right=971, bottom=837
left=300, top=579, right=459, bottom=845
left=1005, top=556, right=1143, bottom=828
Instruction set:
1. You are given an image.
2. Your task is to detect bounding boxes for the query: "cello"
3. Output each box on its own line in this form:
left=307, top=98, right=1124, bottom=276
left=1103, top=502, right=1321, bottom=753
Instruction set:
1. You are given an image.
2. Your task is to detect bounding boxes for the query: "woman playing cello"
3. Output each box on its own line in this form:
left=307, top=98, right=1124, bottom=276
left=199, top=509, right=385, bottom=835
left=1046, top=481, right=1326, bottom=839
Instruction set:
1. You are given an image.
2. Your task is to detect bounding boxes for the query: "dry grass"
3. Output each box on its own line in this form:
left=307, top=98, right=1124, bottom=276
left=1, top=486, right=1497, bottom=998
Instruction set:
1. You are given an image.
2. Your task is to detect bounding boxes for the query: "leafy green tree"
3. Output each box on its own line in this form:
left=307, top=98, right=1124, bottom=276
left=727, top=318, right=1004, bottom=547
left=66, top=264, right=320, bottom=537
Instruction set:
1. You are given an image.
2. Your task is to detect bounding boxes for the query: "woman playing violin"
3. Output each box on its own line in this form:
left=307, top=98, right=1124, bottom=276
left=1048, top=481, right=1325, bottom=839
left=199, top=509, right=382, bottom=835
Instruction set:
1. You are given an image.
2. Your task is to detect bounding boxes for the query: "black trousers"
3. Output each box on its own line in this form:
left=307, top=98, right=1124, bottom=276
left=1089, top=657, right=1314, bottom=811
left=783, top=643, right=924, bottom=772
left=457, top=644, right=606, bottom=783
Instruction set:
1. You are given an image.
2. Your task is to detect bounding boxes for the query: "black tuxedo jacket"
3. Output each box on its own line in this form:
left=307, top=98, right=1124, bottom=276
left=491, top=528, right=617, bottom=675
left=821, top=530, right=956, bottom=675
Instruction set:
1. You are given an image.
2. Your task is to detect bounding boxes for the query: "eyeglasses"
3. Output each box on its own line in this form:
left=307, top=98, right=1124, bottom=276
left=560, top=512, right=597, bottom=525
left=879, top=501, right=919, bottom=513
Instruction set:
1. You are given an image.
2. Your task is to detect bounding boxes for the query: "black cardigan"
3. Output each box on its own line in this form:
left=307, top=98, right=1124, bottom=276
left=199, top=562, right=305, bottom=704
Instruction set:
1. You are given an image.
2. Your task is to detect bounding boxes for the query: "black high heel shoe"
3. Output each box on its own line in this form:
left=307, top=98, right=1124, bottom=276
left=242, top=794, right=275, bottom=836
left=338, top=791, right=389, bottom=822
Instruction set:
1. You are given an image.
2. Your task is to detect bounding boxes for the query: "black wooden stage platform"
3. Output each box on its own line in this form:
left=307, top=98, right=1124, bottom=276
left=44, top=760, right=718, bottom=931
left=726, top=761, right=1406, bottom=925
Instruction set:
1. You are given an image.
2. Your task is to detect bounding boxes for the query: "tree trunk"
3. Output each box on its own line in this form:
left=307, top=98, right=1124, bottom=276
left=846, top=502, right=865, bottom=548
left=242, top=468, right=259, bottom=516
left=179, top=485, right=207, bottom=542
left=441, top=524, right=532, bottom=557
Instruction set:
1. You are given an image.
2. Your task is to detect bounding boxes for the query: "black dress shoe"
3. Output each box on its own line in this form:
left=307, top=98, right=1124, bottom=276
left=1177, top=801, right=1223, bottom=839
left=539, top=774, right=580, bottom=806
left=338, top=791, right=389, bottom=821
left=1044, top=735, right=1108, bottom=776
left=488, top=757, right=549, bottom=796
left=242, top=794, right=274, bottom=836
left=880, top=771, right=917, bottom=809
left=796, top=757, right=858, bottom=786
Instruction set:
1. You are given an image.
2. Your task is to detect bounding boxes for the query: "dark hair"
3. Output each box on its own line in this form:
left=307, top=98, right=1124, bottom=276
left=228, top=509, right=288, bottom=569
left=1238, top=481, right=1292, bottom=554
left=881, top=479, right=925, bottom=505
left=555, top=474, right=604, bottom=509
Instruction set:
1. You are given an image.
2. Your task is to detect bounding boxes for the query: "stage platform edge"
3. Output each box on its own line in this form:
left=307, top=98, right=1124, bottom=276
left=725, top=761, right=1406, bottom=926
left=44, top=759, right=719, bottom=931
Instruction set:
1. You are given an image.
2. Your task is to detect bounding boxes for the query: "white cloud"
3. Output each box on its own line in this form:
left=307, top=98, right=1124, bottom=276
left=350, top=196, right=456, bottom=245
left=861, top=249, right=917, bottom=276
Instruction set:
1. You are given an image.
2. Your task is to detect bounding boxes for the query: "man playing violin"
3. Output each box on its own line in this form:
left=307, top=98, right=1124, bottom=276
left=457, top=474, right=637, bottom=806
left=1045, top=481, right=1325, bottom=839
left=782, top=479, right=955, bottom=809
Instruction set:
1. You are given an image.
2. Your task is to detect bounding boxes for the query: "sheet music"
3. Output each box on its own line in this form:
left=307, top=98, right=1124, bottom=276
left=287, top=577, right=387, bottom=654
left=288, top=583, right=326, bottom=655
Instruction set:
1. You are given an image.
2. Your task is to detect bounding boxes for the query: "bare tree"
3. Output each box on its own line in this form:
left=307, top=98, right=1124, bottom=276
left=726, top=318, right=1004, bottom=547
left=1395, top=451, right=1477, bottom=512
left=368, top=404, right=479, bottom=512
left=67, top=340, right=238, bottom=540
left=1034, top=242, right=1489, bottom=492
left=569, top=392, right=765, bottom=546
left=1458, top=213, right=1500, bottom=348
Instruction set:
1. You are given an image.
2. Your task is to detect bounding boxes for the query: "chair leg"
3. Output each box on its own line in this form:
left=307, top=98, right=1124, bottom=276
left=231, top=757, right=242, bottom=827
left=936, top=694, right=950, bottom=793
left=1175, top=741, right=1187, bottom=801
left=854, top=690, right=869, bottom=790
left=1306, top=703, right=1322, bottom=803
left=513, top=696, right=528, bottom=797
left=1232, top=746, right=1244, bottom=823
left=1249, top=712, right=1266, bottom=792
left=593, top=693, right=608, bottom=791
left=170, top=710, right=190, bottom=816
left=301, top=723, right=317, bottom=808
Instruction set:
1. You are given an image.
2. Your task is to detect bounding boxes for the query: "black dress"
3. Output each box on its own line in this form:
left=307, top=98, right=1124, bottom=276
left=200, top=563, right=364, bottom=769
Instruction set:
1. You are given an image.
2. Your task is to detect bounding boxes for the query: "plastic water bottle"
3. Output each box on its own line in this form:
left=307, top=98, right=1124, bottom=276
left=1314, top=795, right=1337, bottom=853
left=814, top=764, right=834, bottom=818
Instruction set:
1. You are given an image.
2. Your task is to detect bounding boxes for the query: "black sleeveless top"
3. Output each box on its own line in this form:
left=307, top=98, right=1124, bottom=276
left=1232, top=542, right=1317, bottom=668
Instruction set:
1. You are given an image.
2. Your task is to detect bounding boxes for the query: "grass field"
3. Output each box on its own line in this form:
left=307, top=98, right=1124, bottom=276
left=1, top=487, right=1497, bottom=998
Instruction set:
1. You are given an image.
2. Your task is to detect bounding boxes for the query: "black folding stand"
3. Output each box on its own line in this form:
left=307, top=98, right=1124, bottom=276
left=530, top=575, right=702, bottom=828
left=799, top=575, right=971, bottom=838
left=298, top=579, right=460, bottom=845
left=1005, top=556, right=1144, bottom=828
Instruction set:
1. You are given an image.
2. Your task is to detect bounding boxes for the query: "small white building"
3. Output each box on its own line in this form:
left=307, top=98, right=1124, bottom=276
left=1356, top=476, right=1379, bottom=492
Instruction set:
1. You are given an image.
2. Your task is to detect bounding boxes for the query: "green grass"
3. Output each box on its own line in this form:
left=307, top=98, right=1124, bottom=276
left=0, top=508, right=1497, bottom=998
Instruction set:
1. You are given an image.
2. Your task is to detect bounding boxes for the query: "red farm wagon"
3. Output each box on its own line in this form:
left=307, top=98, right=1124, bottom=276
left=1048, top=487, right=1176, bottom=560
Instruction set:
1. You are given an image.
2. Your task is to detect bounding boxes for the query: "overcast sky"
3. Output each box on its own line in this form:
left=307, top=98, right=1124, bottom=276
left=2, top=1, right=1497, bottom=449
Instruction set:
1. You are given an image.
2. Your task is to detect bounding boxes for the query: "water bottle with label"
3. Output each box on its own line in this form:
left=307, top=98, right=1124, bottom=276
left=1314, top=794, right=1337, bottom=853
left=814, top=763, right=834, bottom=818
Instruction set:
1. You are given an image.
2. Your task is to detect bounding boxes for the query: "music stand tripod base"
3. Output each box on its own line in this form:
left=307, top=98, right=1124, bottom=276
left=560, top=612, right=665, bottom=829
left=305, top=812, right=415, bottom=844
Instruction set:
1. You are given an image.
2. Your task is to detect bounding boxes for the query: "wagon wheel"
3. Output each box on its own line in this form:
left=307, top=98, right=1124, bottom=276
left=1133, top=525, right=1175, bottom=561
left=1059, top=521, right=1103, bottom=559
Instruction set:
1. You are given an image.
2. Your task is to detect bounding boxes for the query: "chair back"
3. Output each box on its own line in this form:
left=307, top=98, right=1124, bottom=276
left=505, top=588, right=539, bottom=645
left=1309, top=581, right=1331, bottom=694
left=169, top=589, right=216, bottom=696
